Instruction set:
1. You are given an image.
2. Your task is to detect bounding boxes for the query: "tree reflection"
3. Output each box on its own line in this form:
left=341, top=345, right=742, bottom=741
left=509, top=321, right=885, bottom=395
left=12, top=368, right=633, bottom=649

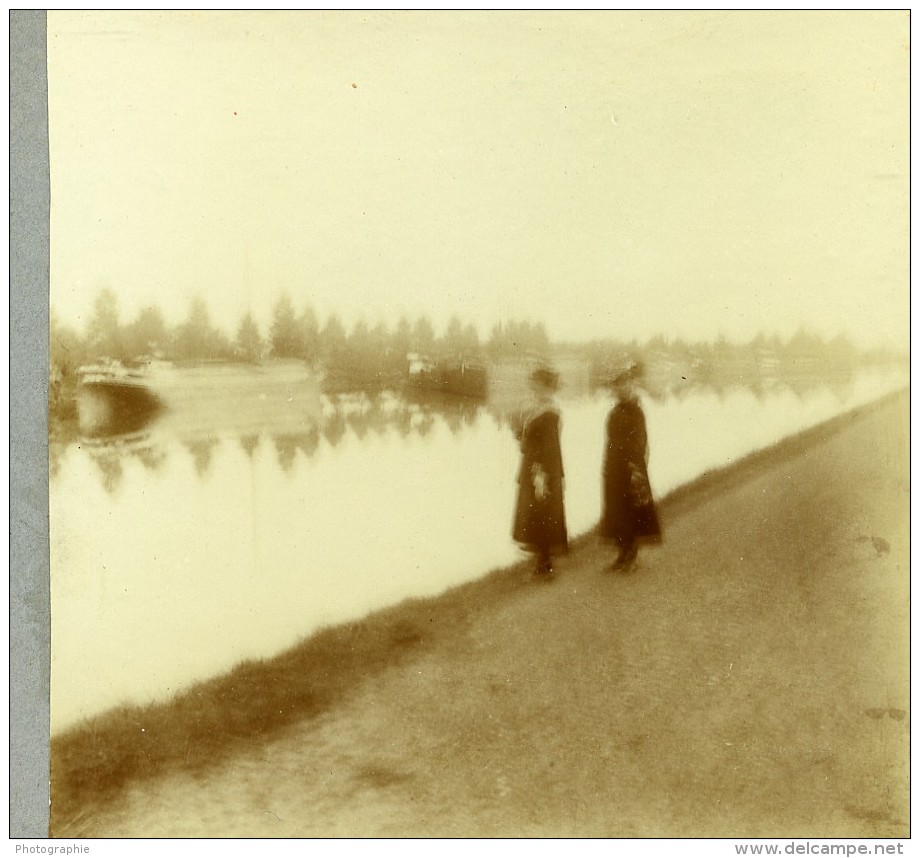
left=133, top=443, right=167, bottom=473
left=825, top=372, right=856, bottom=404
left=273, top=434, right=299, bottom=472
left=296, top=427, right=320, bottom=458
left=415, top=414, right=435, bottom=437
left=239, top=433, right=261, bottom=458
left=393, top=405, right=414, bottom=437
left=79, top=432, right=159, bottom=493
left=368, top=398, right=392, bottom=436
left=270, top=428, right=320, bottom=472
left=338, top=392, right=397, bottom=441
left=183, top=438, right=219, bottom=479
left=442, top=408, right=465, bottom=434
left=90, top=450, right=124, bottom=495
left=349, top=393, right=394, bottom=438
left=784, top=372, right=826, bottom=402
left=323, top=410, right=347, bottom=448
left=347, top=411, right=369, bottom=440
left=401, top=390, right=482, bottom=437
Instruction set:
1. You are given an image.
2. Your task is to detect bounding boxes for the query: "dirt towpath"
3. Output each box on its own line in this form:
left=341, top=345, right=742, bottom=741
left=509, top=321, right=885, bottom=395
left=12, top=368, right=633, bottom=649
left=86, top=392, right=909, bottom=838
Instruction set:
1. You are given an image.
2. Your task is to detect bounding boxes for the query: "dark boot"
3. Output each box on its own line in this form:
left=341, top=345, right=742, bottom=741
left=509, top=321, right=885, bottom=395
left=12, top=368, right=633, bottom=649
left=534, top=554, right=554, bottom=578
left=610, top=544, right=637, bottom=572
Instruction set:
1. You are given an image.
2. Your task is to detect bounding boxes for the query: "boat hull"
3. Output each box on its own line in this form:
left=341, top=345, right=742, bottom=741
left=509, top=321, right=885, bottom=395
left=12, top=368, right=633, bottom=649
left=406, top=365, right=488, bottom=399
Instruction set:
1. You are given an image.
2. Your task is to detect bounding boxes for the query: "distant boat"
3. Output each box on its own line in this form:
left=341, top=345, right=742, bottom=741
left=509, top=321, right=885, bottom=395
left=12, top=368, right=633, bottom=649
left=76, top=361, right=164, bottom=438
left=406, top=354, right=488, bottom=399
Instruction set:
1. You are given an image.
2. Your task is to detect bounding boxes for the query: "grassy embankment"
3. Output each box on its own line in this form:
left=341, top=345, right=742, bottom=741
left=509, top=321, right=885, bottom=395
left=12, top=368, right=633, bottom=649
left=50, top=387, right=907, bottom=836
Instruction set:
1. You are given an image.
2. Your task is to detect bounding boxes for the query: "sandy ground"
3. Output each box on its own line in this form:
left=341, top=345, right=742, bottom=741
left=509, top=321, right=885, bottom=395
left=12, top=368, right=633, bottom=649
left=80, top=392, right=909, bottom=838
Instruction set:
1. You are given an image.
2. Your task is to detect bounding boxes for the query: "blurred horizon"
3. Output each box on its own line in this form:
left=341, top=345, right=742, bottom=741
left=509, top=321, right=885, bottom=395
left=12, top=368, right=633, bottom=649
left=50, top=286, right=909, bottom=359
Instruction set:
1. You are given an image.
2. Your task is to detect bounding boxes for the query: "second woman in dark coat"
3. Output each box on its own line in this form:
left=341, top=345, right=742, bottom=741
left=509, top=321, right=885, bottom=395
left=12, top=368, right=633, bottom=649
left=600, top=363, right=661, bottom=572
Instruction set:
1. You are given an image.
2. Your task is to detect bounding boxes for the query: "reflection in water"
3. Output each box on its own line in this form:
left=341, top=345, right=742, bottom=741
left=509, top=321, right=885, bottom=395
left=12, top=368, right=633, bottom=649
left=273, top=434, right=299, bottom=472
left=184, top=438, right=219, bottom=479
left=93, top=451, right=124, bottom=495
left=299, top=427, right=321, bottom=459
left=78, top=433, right=165, bottom=494
left=135, top=444, right=168, bottom=474
left=49, top=366, right=907, bottom=731
left=272, top=429, right=321, bottom=473
left=49, top=367, right=894, bottom=495
left=51, top=387, right=495, bottom=490
left=239, top=433, right=260, bottom=458
left=416, top=414, right=436, bottom=438
left=347, top=415, right=370, bottom=440
left=638, top=365, right=861, bottom=407
left=323, top=408, right=347, bottom=448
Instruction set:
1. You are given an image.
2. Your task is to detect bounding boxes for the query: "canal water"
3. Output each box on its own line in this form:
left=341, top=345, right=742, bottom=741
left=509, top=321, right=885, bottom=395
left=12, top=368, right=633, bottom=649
left=49, top=366, right=906, bottom=732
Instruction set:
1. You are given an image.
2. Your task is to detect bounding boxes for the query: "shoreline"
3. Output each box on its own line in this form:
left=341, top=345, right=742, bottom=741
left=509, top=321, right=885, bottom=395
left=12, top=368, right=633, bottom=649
left=49, top=386, right=909, bottom=836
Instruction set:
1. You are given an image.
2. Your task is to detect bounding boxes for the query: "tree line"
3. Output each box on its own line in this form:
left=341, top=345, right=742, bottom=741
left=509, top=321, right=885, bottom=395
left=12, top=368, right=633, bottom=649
left=50, top=288, right=552, bottom=388
left=50, top=288, right=905, bottom=406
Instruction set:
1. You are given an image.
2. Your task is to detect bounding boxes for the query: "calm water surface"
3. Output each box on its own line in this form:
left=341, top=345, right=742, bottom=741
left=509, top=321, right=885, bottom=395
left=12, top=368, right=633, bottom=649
left=49, top=368, right=906, bottom=731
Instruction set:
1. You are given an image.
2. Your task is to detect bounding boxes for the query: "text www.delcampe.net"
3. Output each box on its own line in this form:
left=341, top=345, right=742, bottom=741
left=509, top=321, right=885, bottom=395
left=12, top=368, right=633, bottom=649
left=735, top=844, right=905, bottom=856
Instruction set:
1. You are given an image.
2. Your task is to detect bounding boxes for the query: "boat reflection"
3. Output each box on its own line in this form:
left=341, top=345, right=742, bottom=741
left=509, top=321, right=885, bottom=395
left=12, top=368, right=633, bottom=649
left=75, top=362, right=164, bottom=438
left=50, top=362, right=895, bottom=494
left=52, top=388, right=495, bottom=491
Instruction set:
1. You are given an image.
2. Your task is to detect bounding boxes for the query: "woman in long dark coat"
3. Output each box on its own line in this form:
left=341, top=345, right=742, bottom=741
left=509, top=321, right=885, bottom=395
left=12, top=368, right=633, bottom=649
left=600, top=363, right=661, bottom=572
left=512, top=367, right=568, bottom=577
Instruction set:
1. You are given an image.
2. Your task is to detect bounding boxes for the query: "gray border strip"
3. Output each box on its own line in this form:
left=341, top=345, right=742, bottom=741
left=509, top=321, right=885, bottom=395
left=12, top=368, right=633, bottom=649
left=10, top=9, right=51, bottom=839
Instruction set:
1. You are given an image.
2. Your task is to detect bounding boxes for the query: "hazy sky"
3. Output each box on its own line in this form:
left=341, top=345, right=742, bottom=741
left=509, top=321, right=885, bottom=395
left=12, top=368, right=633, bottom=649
left=47, top=10, right=909, bottom=347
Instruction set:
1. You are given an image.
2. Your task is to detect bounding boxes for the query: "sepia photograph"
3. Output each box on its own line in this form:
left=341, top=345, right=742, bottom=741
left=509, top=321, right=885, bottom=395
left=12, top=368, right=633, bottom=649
left=41, top=10, right=908, bottom=843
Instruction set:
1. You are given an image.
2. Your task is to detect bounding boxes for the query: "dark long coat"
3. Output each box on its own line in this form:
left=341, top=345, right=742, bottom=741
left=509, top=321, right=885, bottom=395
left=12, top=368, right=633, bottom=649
left=512, top=406, right=568, bottom=556
left=600, top=397, right=662, bottom=546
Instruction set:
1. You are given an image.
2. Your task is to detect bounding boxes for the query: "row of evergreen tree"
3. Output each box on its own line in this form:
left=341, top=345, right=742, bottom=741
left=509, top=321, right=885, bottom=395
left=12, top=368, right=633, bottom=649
left=50, top=288, right=552, bottom=381
left=51, top=289, right=904, bottom=398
